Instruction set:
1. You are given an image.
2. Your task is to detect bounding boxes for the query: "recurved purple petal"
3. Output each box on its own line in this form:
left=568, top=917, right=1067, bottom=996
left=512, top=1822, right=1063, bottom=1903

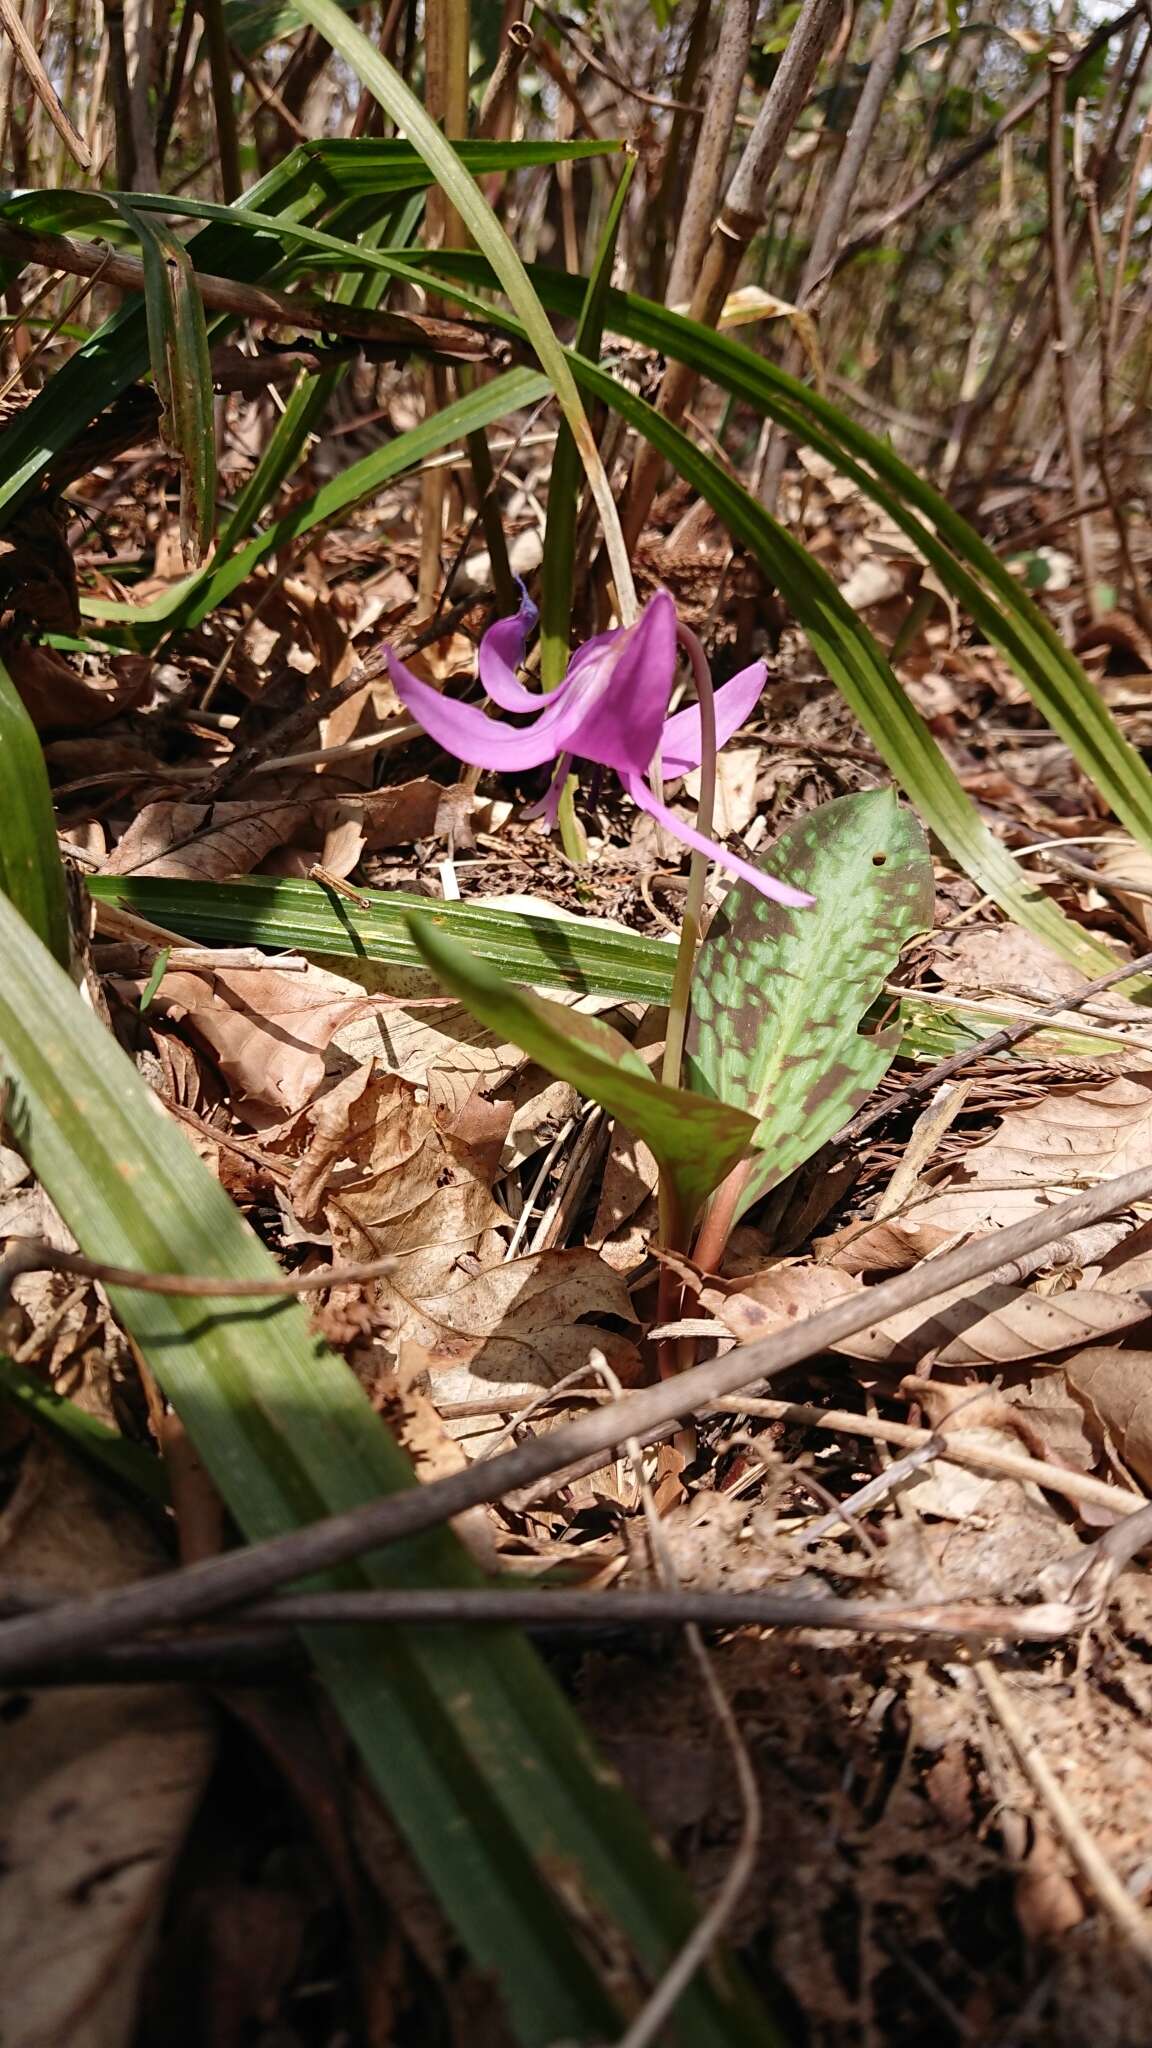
left=552, top=589, right=678, bottom=776
left=621, top=771, right=815, bottom=907
left=384, top=646, right=570, bottom=771
left=661, top=659, right=766, bottom=777
left=478, top=581, right=542, bottom=713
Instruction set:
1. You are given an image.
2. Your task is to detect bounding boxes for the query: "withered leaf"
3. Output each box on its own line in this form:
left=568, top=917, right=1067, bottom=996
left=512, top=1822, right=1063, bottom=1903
left=146, top=963, right=372, bottom=1115
left=106, top=798, right=311, bottom=879
left=1064, top=1346, right=1152, bottom=1490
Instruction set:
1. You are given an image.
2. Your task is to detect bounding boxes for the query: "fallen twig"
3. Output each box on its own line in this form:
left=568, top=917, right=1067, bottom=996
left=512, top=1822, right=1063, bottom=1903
left=976, top=1656, right=1152, bottom=1974
left=0, top=1237, right=393, bottom=1303
left=0, top=221, right=513, bottom=362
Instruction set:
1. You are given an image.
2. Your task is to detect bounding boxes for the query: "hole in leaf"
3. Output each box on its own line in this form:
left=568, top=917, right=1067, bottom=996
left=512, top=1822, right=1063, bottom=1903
left=872, top=851, right=888, bottom=866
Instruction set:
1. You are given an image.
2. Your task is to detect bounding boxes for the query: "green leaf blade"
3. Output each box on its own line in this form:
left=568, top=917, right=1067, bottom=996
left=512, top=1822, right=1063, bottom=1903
left=408, top=915, right=757, bottom=1221
left=0, top=892, right=779, bottom=2048
left=0, top=652, right=70, bottom=965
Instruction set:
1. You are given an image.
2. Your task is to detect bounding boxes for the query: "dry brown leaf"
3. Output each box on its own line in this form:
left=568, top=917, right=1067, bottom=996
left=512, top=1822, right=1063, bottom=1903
left=0, top=1442, right=214, bottom=2048
left=894, top=1071, right=1152, bottom=1240
left=590, top=1127, right=660, bottom=1246
left=317, top=676, right=403, bottom=788
left=319, top=798, right=367, bottom=879
left=105, top=799, right=311, bottom=879
left=44, top=736, right=162, bottom=783
left=698, top=1262, right=1150, bottom=1368
left=5, top=644, right=152, bottom=731
left=1005, top=1373, right=1099, bottom=1480
left=684, top=745, right=760, bottom=837
left=334, top=1000, right=527, bottom=1119
left=1095, top=1215, right=1152, bottom=1294
left=350, top=779, right=445, bottom=849
left=145, top=962, right=372, bottom=1115
left=818, top=1216, right=954, bottom=1274
left=401, top=1246, right=641, bottom=1403
left=314, top=1070, right=506, bottom=1294
left=933, top=923, right=1090, bottom=1002
left=1063, top=1346, right=1152, bottom=1489
left=315, top=783, right=445, bottom=875
left=1095, top=835, right=1152, bottom=939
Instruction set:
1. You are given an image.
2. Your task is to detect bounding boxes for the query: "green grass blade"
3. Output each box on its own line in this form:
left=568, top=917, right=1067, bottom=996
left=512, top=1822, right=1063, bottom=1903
left=114, top=199, right=216, bottom=561
left=288, top=0, right=637, bottom=611
left=0, top=653, right=70, bottom=964
left=0, top=893, right=779, bottom=2048
left=89, top=874, right=1123, bottom=1063
left=89, top=874, right=679, bottom=999
left=540, top=153, right=635, bottom=685
left=0, top=153, right=332, bottom=519
left=0, top=143, right=580, bottom=524
left=409, top=916, right=758, bottom=1221
left=689, top=790, right=934, bottom=1220
left=0, top=1354, right=170, bottom=1504
left=212, top=191, right=425, bottom=563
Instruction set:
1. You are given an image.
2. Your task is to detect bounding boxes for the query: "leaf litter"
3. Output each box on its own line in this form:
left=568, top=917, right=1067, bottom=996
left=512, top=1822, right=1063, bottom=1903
left=12, top=386, right=1152, bottom=2048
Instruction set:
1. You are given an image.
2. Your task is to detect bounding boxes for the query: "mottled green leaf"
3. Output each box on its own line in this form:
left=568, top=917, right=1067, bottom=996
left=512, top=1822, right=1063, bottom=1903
left=688, top=790, right=934, bottom=1221
left=409, top=917, right=757, bottom=1224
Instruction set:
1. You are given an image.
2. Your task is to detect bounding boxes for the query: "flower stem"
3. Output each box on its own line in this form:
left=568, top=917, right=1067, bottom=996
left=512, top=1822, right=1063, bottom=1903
left=556, top=780, right=589, bottom=863
left=660, top=624, right=717, bottom=1097
left=655, top=624, right=717, bottom=1376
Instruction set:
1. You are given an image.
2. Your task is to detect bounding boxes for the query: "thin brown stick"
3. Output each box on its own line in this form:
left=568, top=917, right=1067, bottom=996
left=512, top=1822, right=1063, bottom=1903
left=0, top=0, right=93, bottom=169
left=0, top=1238, right=393, bottom=1304
left=3, top=1160, right=1152, bottom=1678
left=0, top=222, right=513, bottom=363
left=664, top=0, right=757, bottom=311
left=716, top=1397, right=1143, bottom=1519
left=199, top=0, right=242, bottom=200
left=0, top=1582, right=1095, bottom=1653
left=976, top=1657, right=1152, bottom=1972
left=621, top=0, right=843, bottom=552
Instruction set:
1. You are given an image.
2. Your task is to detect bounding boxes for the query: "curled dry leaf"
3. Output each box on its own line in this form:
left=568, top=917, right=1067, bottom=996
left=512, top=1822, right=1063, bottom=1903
left=5, top=643, right=152, bottom=731
left=1063, top=1347, right=1152, bottom=1491
left=305, top=1068, right=507, bottom=1292
left=589, top=1126, right=661, bottom=1274
left=694, top=1261, right=1151, bottom=1370
left=316, top=782, right=445, bottom=878
left=143, top=962, right=373, bottom=1116
left=1094, top=835, right=1152, bottom=939
left=395, top=1247, right=642, bottom=1403
left=105, top=799, right=311, bottom=879
left=879, top=1071, right=1152, bottom=1241
left=0, top=1442, right=214, bottom=2048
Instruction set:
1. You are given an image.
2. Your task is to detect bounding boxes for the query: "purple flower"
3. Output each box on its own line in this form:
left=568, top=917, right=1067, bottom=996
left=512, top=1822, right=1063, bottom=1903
left=383, top=586, right=813, bottom=906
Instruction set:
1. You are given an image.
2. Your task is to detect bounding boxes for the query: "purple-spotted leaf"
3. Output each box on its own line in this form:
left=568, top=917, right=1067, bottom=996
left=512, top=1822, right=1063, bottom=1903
left=687, top=789, right=934, bottom=1223
left=408, top=918, right=757, bottom=1225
